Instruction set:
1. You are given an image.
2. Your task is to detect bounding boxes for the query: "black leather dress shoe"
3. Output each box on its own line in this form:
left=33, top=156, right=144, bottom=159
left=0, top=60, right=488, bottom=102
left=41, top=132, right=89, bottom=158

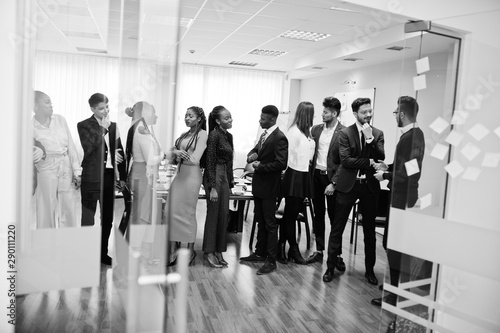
left=322, top=268, right=334, bottom=283
left=239, top=253, right=266, bottom=262
left=306, top=251, right=323, bottom=264
left=365, top=272, right=379, bottom=285
left=257, top=261, right=276, bottom=275
left=335, top=256, right=346, bottom=271
left=101, top=255, right=112, bottom=266
left=371, top=293, right=397, bottom=307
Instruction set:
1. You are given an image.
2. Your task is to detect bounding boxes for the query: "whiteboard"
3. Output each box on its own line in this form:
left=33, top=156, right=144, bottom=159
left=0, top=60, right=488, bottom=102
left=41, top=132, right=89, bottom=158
left=334, top=88, right=376, bottom=127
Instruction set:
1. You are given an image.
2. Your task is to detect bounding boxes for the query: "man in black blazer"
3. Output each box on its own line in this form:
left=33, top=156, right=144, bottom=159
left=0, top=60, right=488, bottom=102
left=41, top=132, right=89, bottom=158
left=307, top=97, right=346, bottom=266
left=78, top=93, right=126, bottom=266
left=240, top=105, right=288, bottom=275
left=371, top=96, right=426, bottom=307
left=323, top=97, right=385, bottom=285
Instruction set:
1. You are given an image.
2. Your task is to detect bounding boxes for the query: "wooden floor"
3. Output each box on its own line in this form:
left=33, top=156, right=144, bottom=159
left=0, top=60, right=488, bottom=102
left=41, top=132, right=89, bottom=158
left=16, top=200, right=393, bottom=333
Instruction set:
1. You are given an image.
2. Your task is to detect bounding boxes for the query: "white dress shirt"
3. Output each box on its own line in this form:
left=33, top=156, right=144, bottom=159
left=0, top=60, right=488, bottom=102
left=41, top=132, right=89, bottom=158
left=286, top=125, right=315, bottom=172
left=316, top=122, right=338, bottom=171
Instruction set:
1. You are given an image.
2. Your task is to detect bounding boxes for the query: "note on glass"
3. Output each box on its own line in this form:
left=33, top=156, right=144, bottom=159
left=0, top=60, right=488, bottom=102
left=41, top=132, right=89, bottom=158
left=462, top=167, right=481, bottom=181
left=451, top=110, right=469, bottom=125
left=445, top=130, right=464, bottom=147
left=413, top=75, right=427, bottom=91
left=419, top=193, right=432, bottom=210
left=415, top=57, right=430, bottom=74
left=429, top=117, right=450, bottom=134
left=430, top=143, right=449, bottom=160
left=444, top=160, right=465, bottom=178
left=404, top=158, right=420, bottom=176
left=468, top=123, right=490, bottom=141
left=460, top=142, right=481, bottom=161
left=482, top=152, right=500, bottom=168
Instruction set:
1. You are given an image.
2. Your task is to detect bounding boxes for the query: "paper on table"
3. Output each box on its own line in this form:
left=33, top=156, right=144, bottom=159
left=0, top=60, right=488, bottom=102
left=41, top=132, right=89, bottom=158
left=404, top=158, right=420, bottom=176
left=460, top=142, right=481, bottom=161
left=468, top=123, right=490, bottom=141
left=445, top=130, right=464, bottom=147
left=419, top=193, right=432, bottom=210
left=444, top=160, right=464, bottom=178
left=416, top=57, right=430, bottom=74
left=482, top=152, right=500, bottom=167
left=413, top=74, right=427, bottom=91
left=429, top=117, right=450, bottom=134
left=430, top=143, right=449, bottom=160
left=451, top=110, right=469, bottom=125
left=462, top=167, right=481, bottom=181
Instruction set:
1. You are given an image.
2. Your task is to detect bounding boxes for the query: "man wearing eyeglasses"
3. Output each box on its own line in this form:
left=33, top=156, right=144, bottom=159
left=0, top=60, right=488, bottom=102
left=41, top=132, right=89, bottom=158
left=323, top=97, right=385, bottom=285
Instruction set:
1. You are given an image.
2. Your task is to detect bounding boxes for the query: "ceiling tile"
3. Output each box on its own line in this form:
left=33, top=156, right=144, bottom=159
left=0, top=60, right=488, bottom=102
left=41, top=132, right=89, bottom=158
left=196, top=9, right=253, bottom=24
left=258, top=3, right=324, bottom=19
left=246, top=15, right=303, bottom=30
left=189, top=20, right=241, bottom=32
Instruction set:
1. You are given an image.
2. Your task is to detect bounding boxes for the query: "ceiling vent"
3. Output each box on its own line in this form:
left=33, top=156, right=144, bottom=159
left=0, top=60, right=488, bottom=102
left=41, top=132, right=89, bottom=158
left=386, top=46, right=411, bottom=51
left=229, top=61, right=257, bottom=67
left=249, top=49, right=287, bottom=57
left=280, top=30, right=330, bottom=42
left=343, top=57, right=363, bottom=61
left=312, top=66, right=326, bottom=70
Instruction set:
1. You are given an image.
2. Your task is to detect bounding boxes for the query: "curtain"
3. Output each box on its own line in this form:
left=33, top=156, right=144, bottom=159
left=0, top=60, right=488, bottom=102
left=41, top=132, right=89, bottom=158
left=177, top=63, right=285, bottom=168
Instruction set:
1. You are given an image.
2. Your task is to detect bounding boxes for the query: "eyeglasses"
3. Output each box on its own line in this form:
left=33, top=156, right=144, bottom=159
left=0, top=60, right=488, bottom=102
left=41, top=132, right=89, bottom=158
left=392, top=111, right=399, bottom=115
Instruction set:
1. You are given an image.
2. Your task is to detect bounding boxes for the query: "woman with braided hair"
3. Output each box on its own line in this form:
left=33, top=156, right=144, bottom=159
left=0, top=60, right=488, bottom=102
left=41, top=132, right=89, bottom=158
left=165, top=106, right=208, bottom=266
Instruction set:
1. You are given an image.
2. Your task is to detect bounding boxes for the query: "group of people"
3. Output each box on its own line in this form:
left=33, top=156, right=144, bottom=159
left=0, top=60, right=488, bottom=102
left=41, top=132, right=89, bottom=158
left=32, top=90, right=425, bottom=302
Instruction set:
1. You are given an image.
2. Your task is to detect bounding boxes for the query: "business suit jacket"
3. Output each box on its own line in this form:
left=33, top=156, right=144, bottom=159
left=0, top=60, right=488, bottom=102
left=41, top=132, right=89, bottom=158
left=332, top=123, right=385, bottom=193
left=310, top=122, right=346, bottom=180
left=248, top=128, right=288, bottom=199
left=77, top=116, right=126, bottom=183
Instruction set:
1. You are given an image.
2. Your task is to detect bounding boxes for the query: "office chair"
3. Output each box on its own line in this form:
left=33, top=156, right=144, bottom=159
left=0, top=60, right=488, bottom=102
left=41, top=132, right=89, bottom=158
left=350, top=189, right=389, bottom=254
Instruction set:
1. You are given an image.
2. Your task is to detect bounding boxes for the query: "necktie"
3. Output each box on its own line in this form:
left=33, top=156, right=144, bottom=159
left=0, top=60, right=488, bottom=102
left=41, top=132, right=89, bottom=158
left=259, top=130, right=267, bottom=148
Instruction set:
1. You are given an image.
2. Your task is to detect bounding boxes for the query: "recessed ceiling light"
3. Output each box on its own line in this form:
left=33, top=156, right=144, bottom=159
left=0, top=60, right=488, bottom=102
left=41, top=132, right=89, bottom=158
left=312, top=66, right=326, bottom=70
left=249, top=49, right=287, bottom=57
left=343, top=57, right=363, bottom=61
left=280, top=30, right=330, bottom=42
left=329, top=6, right=355, bottom=12
left=229, top=61, right=258, bottom=67
left=386, top=46, right=411, bottom=51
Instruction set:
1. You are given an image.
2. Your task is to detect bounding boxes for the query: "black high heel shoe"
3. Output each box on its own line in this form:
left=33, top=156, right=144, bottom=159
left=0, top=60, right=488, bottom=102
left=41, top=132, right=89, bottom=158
left=189, top=250, right=197, bottom=266
left=204, top=253, right=223, bottom=268
left=288, top=245, right=308, bottom=265
left=214, top=252, right=228, bottom=266
left=276, top=242, right=288, bottom=265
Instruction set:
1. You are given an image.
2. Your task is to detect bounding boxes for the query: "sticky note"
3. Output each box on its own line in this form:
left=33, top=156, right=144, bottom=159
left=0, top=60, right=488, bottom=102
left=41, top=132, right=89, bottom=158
left=482, top=153, right=500, bottom=167
left=413, top=75, right=427, bottom=91
left=430, top=143, right=449, bottom=160
left=444, top=160, right=464, bottom=178
left=468, top=123, right=490, bottom=141
left=416, top=57, right=430, bottom=74
left=404, top=158, right=420, bottom=176
left=429, top=117, right=450, bottom=134
left=462, top=167, right=481, bottom=181
left=451, top=110, right=469, bottom=125
left=495, top=126, right=500, bottom=138
left=445, top=130, right=464, bottom=147
left=419, top=193, right=432, bottom=210
left=460, top=142, right=481, bottom=161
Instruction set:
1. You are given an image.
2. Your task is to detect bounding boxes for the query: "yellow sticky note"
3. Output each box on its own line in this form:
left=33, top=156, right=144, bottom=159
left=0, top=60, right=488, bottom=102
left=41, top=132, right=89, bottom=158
left=429, top=117, right=449, bottom=134
left=460, top=142, right=481, bottom=161
left=444, top=160, right=464, bottom=178
left=445, top=130, right=464, bottom=147
left=419, top=193, right=432, bottom=210
left=462, top=167, right=481, bottom=181
left=415, top=57, right=430, bottom=74
left=430, top=143, right=449, bottom=160
left=468, top=123, right=490, bottom=141
left=413, top=74, right=427, bottom=91
left=482, top=153, right=500, bottom=168
left=404, top=158, right=420, bottom=176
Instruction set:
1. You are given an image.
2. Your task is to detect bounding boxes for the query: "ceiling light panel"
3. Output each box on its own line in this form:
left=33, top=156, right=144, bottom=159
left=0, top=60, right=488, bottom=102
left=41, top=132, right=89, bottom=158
left=280, top=30, right=330, bottom=42
left=249, top=49, right=287, bottom=57
left=386, top=46, right=411, bottom=51
left=229, top=61, right=258, bottom=67
left=343, top=57, right=363, bottom=61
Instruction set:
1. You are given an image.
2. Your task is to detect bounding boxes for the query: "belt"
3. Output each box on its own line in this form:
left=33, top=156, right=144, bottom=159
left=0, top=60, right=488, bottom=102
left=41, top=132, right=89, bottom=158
left=355, top=178, right=367, bottom=184
left=316, top=169, right=328, bottom=175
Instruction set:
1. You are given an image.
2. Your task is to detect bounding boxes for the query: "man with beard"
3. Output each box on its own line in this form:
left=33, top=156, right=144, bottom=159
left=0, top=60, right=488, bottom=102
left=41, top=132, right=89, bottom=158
left=322, top=97, right=385, bottom=285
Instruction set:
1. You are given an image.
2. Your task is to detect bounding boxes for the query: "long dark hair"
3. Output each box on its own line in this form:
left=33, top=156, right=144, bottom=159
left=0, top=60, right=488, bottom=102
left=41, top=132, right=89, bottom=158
left=175, top=106, right=207, bottom=151
left=290, top=101, right=314, bottom=137
left=208, top=105, right=226, bottom=133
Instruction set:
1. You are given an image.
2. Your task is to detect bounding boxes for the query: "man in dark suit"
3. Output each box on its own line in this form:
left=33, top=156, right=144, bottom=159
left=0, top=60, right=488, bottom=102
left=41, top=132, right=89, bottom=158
left=239, top=105, right=288, bottom=275
left=307, top=97, right=346, bottom=266
left=323, top=97, right=385, bottom=285
left=78, top=93, right=126, bottom=266
left=371, top=96, right=426, bottom=307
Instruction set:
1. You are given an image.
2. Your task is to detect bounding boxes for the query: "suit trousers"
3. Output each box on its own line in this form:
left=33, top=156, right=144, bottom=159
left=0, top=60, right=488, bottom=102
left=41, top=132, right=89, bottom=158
left=203, top=164, right=230, bottom=253
left=81, top=169, right=115, bottom=259
left=253, top=197, right=278, bottom=261
left=327, top=182, right=379, bottom=273
left=312, top=170, right=337, bottom=252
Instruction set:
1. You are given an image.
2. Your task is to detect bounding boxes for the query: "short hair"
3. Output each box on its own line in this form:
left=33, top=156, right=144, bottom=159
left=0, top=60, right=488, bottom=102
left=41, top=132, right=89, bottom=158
left=88, top=93, right=109, bottom=108
left=34, top=90, right=47, bottom=103
left=397, top=96, right=419, bottom=119
left=323, top=97, right=341, bottom=116
left=262, top=105, right=279, bottom=118
left=351, top=97, right=371, bottom=112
